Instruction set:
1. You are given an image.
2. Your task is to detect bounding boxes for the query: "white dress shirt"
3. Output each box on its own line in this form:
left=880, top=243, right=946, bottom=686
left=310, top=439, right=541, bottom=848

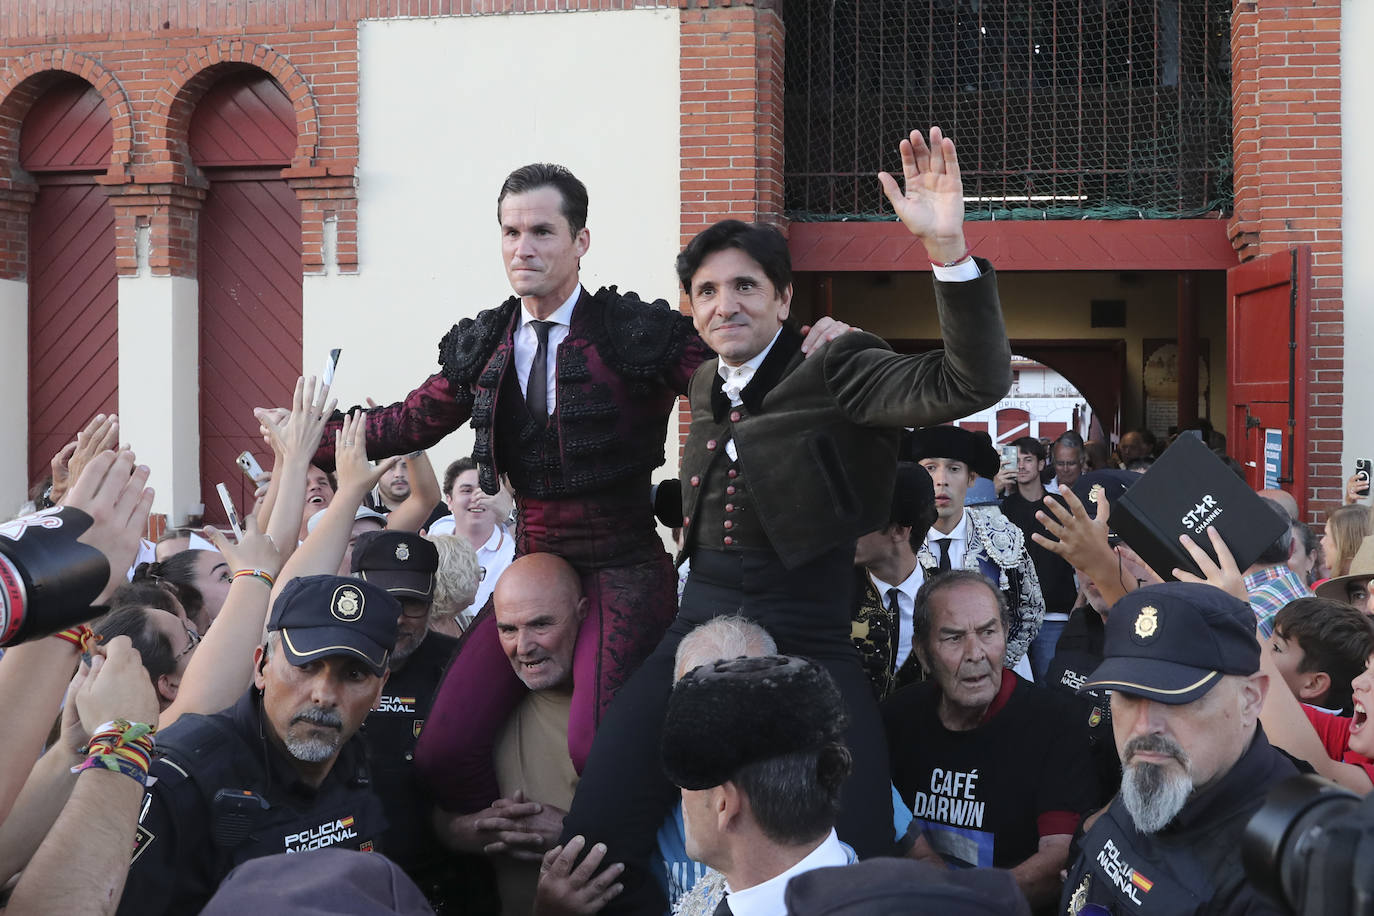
left=723, top=829, right=851, bottom=916
left=870, top=565, right=925, bottom=670
left=462, top=525, right=516, bottom=621
left=717, top=328, right=783, bottom=461
left=925, top=511, right=969, bottom=570
left=513, top=286, right=580, bottom=415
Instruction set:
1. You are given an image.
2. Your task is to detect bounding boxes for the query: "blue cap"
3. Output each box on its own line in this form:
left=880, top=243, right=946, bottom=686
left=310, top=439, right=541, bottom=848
left=267, top=575, right=399, bottom=677
left=1080, top=582, right=1261, bottom=705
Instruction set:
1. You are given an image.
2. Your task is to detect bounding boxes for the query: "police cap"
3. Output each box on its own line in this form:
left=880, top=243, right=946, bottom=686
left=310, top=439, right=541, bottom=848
left=1080, top=581, right=1260, bottom=705
left=268, top=575, right=399, bottom=677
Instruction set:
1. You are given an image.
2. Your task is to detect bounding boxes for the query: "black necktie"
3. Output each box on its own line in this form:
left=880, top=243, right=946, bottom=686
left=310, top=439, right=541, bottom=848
left=936, top=538, right=952, bottom=573
left=527, top=320, right=553, bottom=419
left=713, top=896, right=733, bottom=916
left=886, top=586, right=902, bottom=616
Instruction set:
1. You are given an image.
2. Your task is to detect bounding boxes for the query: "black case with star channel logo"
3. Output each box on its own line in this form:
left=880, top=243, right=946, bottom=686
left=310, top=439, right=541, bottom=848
left=1107, top=433, right=1291, bottom=581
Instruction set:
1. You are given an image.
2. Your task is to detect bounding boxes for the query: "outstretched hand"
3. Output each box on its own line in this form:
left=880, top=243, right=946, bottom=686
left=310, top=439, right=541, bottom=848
left=334, top=411, right=398, bottom=498
left=1033, top=488, right=1125, bottom=604
left=64, top=450, right=155, bottom=604
left=203, top=515, right=289, bottom=579
left=877, top=126, right=968, bottom=264
left=256, top=376, right=335, bottom=462
left=1172, top=526, right=1250, bottom=603
left=52, top=414, right=120, bottom=506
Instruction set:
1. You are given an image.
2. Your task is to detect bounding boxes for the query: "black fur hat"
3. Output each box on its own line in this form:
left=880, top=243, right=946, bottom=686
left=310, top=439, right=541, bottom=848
left=661, top=655, right=849, bottom=791
left=907, top=425, right=1000, bottom=478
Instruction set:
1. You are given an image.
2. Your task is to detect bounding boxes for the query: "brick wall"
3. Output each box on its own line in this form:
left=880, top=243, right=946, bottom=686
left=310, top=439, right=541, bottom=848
left=1229, top=0, right=1342, bottom=523
left=677, top=0, right=783, bottom=450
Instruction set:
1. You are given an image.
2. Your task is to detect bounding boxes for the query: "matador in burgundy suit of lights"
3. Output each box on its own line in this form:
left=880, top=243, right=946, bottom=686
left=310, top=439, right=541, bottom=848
left=313, top=285, right=709, bottom=812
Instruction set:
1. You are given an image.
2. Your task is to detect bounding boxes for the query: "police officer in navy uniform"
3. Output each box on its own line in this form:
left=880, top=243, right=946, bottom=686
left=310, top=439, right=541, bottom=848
left=1061, top=583, right=1294, bottom=915
left=117, top=575, right=398, bottom=916
left=350, top=530, right=493, bottom=914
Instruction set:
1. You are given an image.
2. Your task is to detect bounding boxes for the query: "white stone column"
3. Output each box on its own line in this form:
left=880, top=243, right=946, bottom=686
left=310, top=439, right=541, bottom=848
left=1343, top=1, right=1373, bottom=477
left=0, top=277, right=28, bottom=516
left=117, top=274, right=200, bottom=525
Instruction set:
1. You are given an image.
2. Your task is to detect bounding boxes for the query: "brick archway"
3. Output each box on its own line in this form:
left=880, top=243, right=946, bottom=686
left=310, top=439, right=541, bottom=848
left=0, top=56, right=130, bottom=280
left=0, top=52, right=133, bottom=189
left=147, top=40, right=319, bottom=178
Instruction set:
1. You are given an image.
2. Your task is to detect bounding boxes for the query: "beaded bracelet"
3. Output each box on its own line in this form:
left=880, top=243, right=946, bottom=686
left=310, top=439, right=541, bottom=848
left=52, top=624, right=100, bottom=653
left=232, top=568, right=276, bottom=588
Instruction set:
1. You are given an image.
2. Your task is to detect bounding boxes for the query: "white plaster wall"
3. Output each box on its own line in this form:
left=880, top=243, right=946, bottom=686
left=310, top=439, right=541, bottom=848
left=1343, top=1, right=1374, bottom=480
left=0, top=278, right=28, bottom=516
left=117, top=275, right=201, bottom=525
left=306, top=9, right=681, bottom=481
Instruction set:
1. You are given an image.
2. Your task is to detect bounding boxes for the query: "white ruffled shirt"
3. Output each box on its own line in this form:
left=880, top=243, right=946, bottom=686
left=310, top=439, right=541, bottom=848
left=717, top=329, right=784, bottom=461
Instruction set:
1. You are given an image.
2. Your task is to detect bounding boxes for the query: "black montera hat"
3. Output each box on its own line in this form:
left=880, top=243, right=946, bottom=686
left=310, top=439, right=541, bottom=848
left=351, top=530, right=438, bottom=599
left=661, top=655, right=848, bottom=791
left=907, top=426, right=1000, bottom=479
left=890, top=461, right=936, bottom=528
left=1080, top=582, right=1260, bottom=705
left=268, top=575, right=400, bottom=677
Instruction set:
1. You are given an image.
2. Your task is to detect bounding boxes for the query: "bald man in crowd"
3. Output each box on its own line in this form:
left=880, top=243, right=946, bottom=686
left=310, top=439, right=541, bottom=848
left=435, top=554, right=587, bottom=916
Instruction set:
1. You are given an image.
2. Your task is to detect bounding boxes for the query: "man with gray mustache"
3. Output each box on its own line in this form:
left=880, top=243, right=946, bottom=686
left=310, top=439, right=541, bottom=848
left=117, top=575, right=399, bottom=916
left=1061, top=582, right=1296, bottom=915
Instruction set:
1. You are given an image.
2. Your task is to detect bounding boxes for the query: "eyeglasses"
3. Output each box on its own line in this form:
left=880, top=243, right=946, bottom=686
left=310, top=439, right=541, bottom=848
left=400, top=601, right=431, bottom=620
left=173, top=622, right=202, bottom=663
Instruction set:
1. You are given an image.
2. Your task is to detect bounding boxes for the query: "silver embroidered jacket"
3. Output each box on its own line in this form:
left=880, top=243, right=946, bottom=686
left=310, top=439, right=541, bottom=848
left=917, top=505, right=1045, bottom=666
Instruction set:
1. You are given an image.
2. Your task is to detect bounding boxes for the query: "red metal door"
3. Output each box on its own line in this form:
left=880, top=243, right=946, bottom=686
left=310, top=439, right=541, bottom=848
left=196, top=174, right=303, bottom=523
left=22, top=78, right=116, bottom=487
left=1227, top=247, right=1311, bottom=514
left=192, top=72, right=300, bottom=523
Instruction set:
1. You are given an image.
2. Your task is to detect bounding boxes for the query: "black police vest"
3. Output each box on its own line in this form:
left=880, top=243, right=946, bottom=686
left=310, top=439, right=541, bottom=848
left=154, top=710, right=388, bottom=868
left=1063, top=803, right=1214, bottom=915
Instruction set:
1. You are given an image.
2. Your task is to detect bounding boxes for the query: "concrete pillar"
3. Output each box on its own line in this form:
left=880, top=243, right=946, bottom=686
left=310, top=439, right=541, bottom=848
left=0, top=277, right=28, bottom=515
left=117, top=273, right=200, bottom=525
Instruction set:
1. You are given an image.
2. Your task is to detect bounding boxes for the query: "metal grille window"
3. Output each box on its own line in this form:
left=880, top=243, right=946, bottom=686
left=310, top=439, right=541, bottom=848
left=783, top=0, right=1232, bottom=221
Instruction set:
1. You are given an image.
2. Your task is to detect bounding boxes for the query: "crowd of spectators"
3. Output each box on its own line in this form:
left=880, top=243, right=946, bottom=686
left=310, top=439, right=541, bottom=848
left=3, top=133, right=1371, bottom=916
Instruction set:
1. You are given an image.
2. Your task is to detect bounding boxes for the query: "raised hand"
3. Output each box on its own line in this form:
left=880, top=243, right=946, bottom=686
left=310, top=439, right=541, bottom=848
left=877, top=126, right=969, bottom=264
left=334, top=411, right=399, bottom=499
left=64, top=450, right=155, bottom=604
left=1033, top=488, right=1124, bottom=603
left=54, top=414, right=120, bottom=506
left=202, top=515, right=289, bottom=580
left=1172, top=526, right=1250, bottom=603
left=256, top=376, right=335, bottom=462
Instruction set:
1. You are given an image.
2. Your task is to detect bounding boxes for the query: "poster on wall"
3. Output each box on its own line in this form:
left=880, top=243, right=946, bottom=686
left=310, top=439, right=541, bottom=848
left=1142, top=339, right=1211, bottom=440
left=1263, top=429, right=1283, bottom=491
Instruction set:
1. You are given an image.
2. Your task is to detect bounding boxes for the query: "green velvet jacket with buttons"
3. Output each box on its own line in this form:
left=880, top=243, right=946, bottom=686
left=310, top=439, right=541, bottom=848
left=680, top=259, right=1012, bottom=569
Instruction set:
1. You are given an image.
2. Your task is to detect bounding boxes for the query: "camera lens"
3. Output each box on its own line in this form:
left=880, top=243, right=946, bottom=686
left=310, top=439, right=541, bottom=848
left=1243, top=774, right=1361, bottom=911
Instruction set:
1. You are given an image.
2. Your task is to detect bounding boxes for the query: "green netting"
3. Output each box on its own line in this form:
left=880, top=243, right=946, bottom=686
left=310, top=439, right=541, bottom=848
left=783, top=0, right=1232, bottom=222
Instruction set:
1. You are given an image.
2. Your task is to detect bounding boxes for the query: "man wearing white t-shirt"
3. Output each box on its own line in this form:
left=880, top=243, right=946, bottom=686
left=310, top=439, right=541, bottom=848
left=431, top=457, right=515, bottom=623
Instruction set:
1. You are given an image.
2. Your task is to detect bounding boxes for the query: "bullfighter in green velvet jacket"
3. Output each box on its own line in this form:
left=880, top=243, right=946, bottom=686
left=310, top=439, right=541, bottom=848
left=559, top=127, right=1014, bottom=914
